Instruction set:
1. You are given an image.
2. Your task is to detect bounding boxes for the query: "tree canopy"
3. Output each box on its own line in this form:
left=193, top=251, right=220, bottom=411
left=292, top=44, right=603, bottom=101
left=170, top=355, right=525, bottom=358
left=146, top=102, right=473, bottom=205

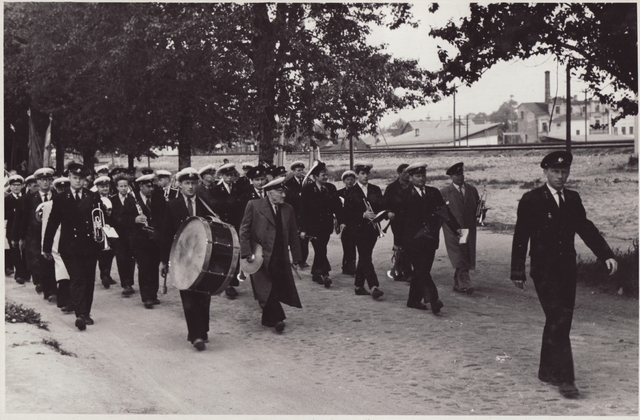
left=5, top=3, right=439, bottom=170
left=430, top=3, right=638, bottom=121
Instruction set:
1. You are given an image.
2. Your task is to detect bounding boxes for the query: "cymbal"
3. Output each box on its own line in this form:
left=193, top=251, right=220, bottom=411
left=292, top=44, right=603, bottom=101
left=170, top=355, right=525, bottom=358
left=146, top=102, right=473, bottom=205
left=240, top=243, right=263, bottom=274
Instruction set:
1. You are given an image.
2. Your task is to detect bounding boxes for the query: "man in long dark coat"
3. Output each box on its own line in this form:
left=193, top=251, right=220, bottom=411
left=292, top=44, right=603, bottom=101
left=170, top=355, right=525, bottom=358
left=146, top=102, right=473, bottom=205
left=284, top=161, right=310, bottom=268
left=239, top=176, right=302, bottom=333
left=510, top=151, right=617, bottom=399
left=5, top=175, right=29, bottom=283
left=440, top=162, right=480, bottom=294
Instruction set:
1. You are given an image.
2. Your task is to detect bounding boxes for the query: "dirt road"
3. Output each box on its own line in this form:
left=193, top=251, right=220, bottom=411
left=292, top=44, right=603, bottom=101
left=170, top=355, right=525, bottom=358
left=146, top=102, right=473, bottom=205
left=4, top=230, right=638, bottom=416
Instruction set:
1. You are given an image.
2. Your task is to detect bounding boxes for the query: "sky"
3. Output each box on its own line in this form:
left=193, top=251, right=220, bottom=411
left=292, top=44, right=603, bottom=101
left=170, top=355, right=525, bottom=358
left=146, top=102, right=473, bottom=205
left=369, top=2, right=592, bottom=127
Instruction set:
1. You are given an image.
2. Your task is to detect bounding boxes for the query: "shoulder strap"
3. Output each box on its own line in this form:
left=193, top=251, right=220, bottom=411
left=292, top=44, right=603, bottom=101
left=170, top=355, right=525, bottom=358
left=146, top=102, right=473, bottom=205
left=197, top=196, right=220, bottom=219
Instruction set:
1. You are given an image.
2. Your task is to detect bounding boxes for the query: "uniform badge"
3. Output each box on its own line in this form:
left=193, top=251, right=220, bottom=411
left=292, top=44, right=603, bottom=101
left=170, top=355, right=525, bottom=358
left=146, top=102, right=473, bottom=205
left=548, top=212, right=553, bottom=219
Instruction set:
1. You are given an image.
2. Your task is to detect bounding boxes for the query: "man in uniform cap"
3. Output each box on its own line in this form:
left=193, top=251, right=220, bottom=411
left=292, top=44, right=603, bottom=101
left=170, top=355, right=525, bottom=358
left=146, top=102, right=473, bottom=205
left=343, top=161, right=386, bottom=299
left=236, top=162, right=254, bottom=193
left=94, top=176, right=117, bottom=288
left=239, top=176, right=303, bottom=332
left=156, top=169, right=179, bottom=201
left=110, top=174, right=137, bottom=296
left=161, top=168, right=217, bottom=350
left=96, top=165, right=110, bottom=177
left=24, top=175, right=38, bottom=195
left=5, top=175, right=27, bottom=279
left=510, top=150, right=617, bottom=399
left=52, top=176, right=70, bottom=194
left=14, top=168, right=56, bottom=296
left=140, top=167, right=155, bottom=176
left=238, top=164, right=269, bottom=215
left=43, top=163, right=107, bottom=331
left=393, top=163, right=462, bottom=314
left=196, top=164, right=217, bottom=209
left=211, top=163, right=242, bottom=297
left=128, top=173, right=166, bottom=309
left=384, top=163, right=412, bottom=282
left=299, top=161, right=344, bottom=288
left=284, top=161, right=310, bottom=268
left=337, top=170, right=357, bottom=275
left=440, top=162, right=480, bottom=294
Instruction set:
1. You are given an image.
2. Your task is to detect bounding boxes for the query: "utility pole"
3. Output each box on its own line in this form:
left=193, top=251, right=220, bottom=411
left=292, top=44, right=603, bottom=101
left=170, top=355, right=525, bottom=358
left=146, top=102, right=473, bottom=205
left=466, top=114, right=469, bottom=147
left=584, top=89, right=588, bottom=142
left=452, top=88, right=456, bottom=146
left=458, top=115, right=461, bottom=147
left=566, top=65, right=572, bottom=152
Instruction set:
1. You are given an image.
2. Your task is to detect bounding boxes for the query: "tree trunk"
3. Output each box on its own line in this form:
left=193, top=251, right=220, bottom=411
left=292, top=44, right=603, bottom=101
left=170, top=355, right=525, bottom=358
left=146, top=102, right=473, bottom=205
left=250, top=4, right=284, bottom=165
left=178, top=113, right=191, bottom=170
left=127, top=154, right=135, bottom=170
left=55, top=139, right=65, bottom=174
left=81, top=148, right=97, bottom=172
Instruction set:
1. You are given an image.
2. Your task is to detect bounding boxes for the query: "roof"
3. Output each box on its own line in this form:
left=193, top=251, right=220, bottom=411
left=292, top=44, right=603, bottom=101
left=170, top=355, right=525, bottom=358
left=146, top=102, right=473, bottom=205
left=519, top=102, right=549, bottom=116
left=542, top=133, right=632, bottom=142
left=375, top=121, right=501, bottom=147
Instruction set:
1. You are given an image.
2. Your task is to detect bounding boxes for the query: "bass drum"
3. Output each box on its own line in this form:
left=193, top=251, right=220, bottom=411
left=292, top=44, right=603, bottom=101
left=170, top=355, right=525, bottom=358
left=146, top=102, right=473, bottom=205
left=168, top=216, right=240, bottom=295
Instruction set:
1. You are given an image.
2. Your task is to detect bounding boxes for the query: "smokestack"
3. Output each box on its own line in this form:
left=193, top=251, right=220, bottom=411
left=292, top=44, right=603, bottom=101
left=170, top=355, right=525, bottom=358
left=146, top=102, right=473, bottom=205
left=545, top=71, right=551, bottom=103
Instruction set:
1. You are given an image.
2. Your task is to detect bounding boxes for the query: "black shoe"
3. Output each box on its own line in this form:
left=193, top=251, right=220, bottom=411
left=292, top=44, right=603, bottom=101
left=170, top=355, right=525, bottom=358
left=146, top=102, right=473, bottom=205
left=61, top=305, right=74, bottom=314
left=312, top=275, right=324, bottom=284
left=261, top=320, right=275, bottom=328
left=466, top=287, right=474, bottom=295
left=101, top=277, right=111, bottom=289
left=454, top=286, right=474, bottom=295
left=152, top=299, right=161, bottom=305
left=75, top=316, right=86, bottom=331
left=193, top=338, right=206, bottom=351
left=109, top=278, right=117, bottom=285
left=323, top=276, right=332, bottom=288
left=122, top=286, right=135, bottom=296
left=47, top=294, right=57, bottom=304
left=84, top=316, right=94, bottom=325
left=298, top=262, right=310, bottom=269
left=371, top=287, right=384, bottom=300
left=275, top=321, right=286, bottom=333
left=6, top=269, right=15, bottom=276
left=15, top=277, right=26, bottom=285
left=558, top=382, right=580, bottom=399
left=431, top=300, right=444, bottom=314
left=225, top=286, right=238, bottom=299
left=35, top=284, right=43, bottom=293
left=144, top=300, right=154, bottom=309
left=407, top=301, right=427, bottom=310
left=355, top=287, right=370, bottom=296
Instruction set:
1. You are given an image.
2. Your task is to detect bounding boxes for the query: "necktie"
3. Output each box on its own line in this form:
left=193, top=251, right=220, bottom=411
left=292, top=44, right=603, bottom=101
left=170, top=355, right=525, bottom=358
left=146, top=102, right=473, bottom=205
left=459, top=185, right=464, bottom=197
left=557, top=191, right=565, bottom=209
left=274, top=205, right=280, bottom=219
left=42, top=194, right=48, bottom=202
left=421, top=187, right=425, bottom=197
left=187, top=198, right=194, bottom=216
left=74, top=191, right=80, bottom=202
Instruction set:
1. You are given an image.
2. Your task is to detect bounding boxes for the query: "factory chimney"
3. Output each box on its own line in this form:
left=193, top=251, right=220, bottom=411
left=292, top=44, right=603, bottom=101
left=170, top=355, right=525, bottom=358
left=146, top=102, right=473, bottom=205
left=545, top=71, right=551, bottom=103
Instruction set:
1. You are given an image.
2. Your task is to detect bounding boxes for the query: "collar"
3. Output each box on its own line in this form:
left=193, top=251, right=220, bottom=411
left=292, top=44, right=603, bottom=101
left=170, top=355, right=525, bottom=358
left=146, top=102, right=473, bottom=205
left=546, top=183, right=564, bottom=195
left=357, top=181, right=368, bottom=189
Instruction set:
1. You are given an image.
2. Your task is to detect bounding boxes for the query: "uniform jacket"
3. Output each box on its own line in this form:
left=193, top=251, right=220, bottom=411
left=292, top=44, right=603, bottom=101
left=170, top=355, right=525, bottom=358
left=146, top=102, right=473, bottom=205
left=5, top=192, right=22, bottom=240
left=299, top=182, right=343, bottom=237
left=235, top=176, right=251, bottom=194
left=510, top=185, right=614, bottom=281
left=15, top=191, right=54, bottom=267
left=238, top=187, right=264, bottom=217
left=343, top=182, right=386, bottom=233
left=211, top=181, right=240, bottom=230
left=195, top=183, right=216, bottom=210
left=43, top=188, right=103, bottom=257
left=284, top=176, right=306, bottom=225
left=110, top=192, right=137, bottom=240
left=384, top=178, right=409, bottom=236
left=125, top=191, right=166, bottom=249
left=393, top=185, right=461, bottom=250
left=440, top=182, right=479, bottom=269
left=239, top=198, right=302, bottom=308
left=161, top=194, right=216, bottom=263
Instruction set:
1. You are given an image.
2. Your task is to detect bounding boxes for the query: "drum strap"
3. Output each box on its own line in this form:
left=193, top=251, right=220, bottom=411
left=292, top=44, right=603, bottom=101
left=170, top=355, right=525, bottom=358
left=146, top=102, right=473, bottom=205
left=197, top=196, right=220, bottom=219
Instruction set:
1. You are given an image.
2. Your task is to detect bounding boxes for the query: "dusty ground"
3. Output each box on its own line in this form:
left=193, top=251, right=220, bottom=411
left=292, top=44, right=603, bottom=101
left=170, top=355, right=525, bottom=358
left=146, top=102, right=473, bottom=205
left=4, top=229, right=638, bottom=416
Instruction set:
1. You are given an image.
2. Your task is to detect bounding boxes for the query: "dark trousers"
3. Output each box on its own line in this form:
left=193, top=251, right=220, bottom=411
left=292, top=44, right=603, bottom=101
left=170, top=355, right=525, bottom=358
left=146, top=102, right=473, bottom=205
left=262, top=289, right=286, bottom=325
left=56, top=279, right=71, bottom=308
left=62, top=253, right=98, bottom=317
left=132, top=244, right=160, bottom=302
left=354, top=229, right=379, bottom=289
left=9, top=246, right=29, bottom=280
left=340, top=227, right=356, bottom=272
left=113, top=238, right=135, bottom=287
left=299, top=235, right=309, bottom=263
left=310, top=233, right=331, bottom=277
left=532, top=267, right=577, bottom=384
left=5, top=249, right=13, bottom=271
left=36, top=255, right=57, bottom=299
left=408, top=246, right=437, bottom=304
left=179, top=290, right=211, bottom=343
left=97, top=248, right=114, bottom=280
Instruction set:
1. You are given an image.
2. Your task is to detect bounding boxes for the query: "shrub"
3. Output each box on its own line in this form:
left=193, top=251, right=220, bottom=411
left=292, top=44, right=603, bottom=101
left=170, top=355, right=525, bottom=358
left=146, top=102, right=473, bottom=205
left=5, top=301, right=49, bottom=330
left=576, top=239, right=639, bottom=297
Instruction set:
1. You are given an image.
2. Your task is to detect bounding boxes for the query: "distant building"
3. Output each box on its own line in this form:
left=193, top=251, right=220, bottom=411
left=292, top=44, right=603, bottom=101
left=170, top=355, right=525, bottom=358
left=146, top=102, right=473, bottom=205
left=514, top=71, right=635, bottom=143
left=368, top=119, right=501, bottom=148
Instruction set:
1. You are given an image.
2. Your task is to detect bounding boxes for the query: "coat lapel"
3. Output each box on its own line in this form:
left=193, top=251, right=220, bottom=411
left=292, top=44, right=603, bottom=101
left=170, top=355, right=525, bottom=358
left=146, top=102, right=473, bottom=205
left=258, top=198, right=276, bottom=226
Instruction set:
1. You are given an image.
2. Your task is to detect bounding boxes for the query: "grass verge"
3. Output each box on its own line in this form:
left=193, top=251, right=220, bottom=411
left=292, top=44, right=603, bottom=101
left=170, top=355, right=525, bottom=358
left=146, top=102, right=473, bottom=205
left=42, top=338, right=77, bottom=357
left=5, top=301, right=49, bottom=330
left=577, top=239, right=639, bottom=298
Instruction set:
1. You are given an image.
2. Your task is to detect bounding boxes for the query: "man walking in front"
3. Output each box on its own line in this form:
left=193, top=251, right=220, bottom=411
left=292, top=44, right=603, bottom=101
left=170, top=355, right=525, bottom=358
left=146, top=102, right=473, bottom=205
left=510, top=151, right=617, bottom=399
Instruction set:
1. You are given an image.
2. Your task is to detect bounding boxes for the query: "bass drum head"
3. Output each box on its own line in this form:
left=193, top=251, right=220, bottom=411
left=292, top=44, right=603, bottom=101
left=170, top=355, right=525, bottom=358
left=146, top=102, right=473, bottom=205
left=169, top=217, right=211, bottom=290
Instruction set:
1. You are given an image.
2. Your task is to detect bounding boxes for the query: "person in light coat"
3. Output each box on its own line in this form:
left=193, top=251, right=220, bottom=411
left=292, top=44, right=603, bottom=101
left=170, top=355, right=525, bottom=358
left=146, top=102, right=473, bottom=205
left=440, top=162, right=479, bottom=294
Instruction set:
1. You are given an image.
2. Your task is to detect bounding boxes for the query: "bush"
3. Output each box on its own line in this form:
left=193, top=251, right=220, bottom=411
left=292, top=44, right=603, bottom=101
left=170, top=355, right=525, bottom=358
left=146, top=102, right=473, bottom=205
left=577, top=239, right=639, bottom=297
left=5, top=301, right=49, bottom=330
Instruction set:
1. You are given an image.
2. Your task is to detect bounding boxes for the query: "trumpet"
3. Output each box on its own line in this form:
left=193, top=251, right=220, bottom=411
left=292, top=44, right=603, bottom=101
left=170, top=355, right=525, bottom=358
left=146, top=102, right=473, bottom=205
left=92, top=207, right=110, bottom=250
left=476, top=183, right=489, bottom=226
left=363, top=198, right=384, bottom=238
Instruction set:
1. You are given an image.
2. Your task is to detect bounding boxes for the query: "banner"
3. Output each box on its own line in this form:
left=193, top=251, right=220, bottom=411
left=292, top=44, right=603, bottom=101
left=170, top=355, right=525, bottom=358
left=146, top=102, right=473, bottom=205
left=27, top=109, right=44, bottom=173
left=43, top=115, right=53, bottom=168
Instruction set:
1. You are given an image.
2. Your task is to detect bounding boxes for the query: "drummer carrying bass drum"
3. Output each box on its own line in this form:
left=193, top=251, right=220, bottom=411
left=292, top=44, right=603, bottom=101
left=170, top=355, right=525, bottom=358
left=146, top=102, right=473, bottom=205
left=161, top=167, right=217, bottom=351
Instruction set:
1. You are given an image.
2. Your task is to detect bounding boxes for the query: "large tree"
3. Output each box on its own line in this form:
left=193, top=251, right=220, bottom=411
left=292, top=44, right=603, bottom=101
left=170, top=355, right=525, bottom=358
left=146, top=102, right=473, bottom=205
left=430, top=3, right=638, bottom=122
